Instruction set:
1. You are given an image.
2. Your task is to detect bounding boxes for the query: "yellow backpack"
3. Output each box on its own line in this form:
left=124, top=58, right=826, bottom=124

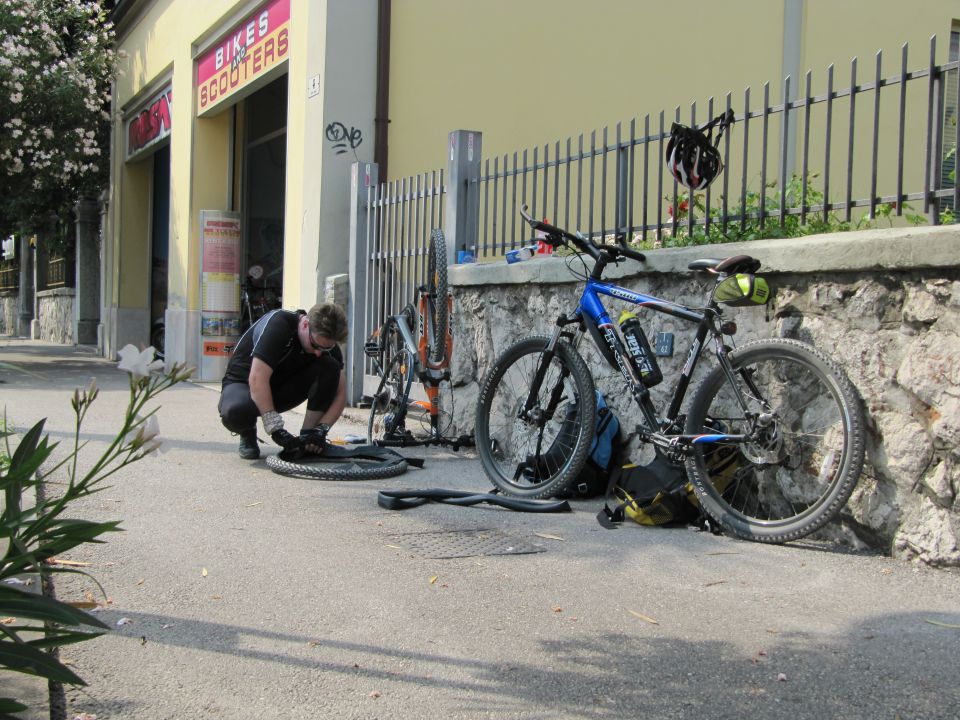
left=600, top=443, right=743, bottom=528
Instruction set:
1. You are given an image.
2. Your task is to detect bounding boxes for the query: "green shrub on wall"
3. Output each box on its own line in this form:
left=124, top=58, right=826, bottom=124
left=637, top=174, right=935, bottom=250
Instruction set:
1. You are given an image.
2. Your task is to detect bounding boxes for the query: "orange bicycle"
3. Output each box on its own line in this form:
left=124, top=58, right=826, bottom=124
left=364, top=230, right=473, bottom=450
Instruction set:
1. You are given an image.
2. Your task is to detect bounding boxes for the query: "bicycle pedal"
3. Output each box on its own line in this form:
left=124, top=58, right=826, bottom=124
left=363, top=340, right=381, bottom=358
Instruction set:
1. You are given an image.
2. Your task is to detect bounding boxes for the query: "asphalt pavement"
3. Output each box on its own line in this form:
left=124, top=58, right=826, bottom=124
left=1, top=338, right=958, bottom=720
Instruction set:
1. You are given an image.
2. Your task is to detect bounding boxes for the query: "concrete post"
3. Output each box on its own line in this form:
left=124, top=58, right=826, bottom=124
left=17, top=234, right=34, bottom=337
left=74, top=197, right=100, bottom=346
left=444, top=130, right=482, bottom=267
left=347, top=161, right=378, bottom=405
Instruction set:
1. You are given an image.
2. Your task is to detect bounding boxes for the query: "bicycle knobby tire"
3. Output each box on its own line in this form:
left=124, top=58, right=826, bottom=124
left=427, top=229, right=449, bottom=365
left=475, top=335, right=597, bottom=499
left=266, top=450, right=409, bottom=480
left=684, top=338, right=865, bottom=543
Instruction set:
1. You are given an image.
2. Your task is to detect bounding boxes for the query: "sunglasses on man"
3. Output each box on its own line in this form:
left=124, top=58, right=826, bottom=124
left=309, top=334, right=338, bottom=354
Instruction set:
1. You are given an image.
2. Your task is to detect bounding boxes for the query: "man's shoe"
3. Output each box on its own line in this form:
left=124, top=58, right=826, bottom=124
left=238, top=429, right=260, bottom=460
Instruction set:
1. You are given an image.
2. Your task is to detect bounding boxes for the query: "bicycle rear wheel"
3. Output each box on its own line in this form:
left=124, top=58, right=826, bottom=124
left=367, top=318, right=416, bottom=445
left=427, top=229, right=449, bottom=365
left=684, top=338, right=865, bottom=543
left=475, top=336, right=596, bottom=498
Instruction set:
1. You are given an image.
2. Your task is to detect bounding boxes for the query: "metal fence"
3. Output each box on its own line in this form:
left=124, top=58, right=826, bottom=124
left=361, top=170, right=445, bottom=373
left=0, top=265, right=17, bottom=292
left=474, top=39, right=958, bottom=257
left=349, top=38, right=959, bottom=400
left=44, top=255, right=74, bottom=289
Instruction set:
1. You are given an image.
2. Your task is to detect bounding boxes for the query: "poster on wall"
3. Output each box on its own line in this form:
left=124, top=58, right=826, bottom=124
left=199, top=210, right=242, bottom=381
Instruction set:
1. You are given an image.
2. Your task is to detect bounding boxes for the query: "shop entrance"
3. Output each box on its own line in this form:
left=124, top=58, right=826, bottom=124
left=150, top=143, right=170, bottom=352
left=242, top=74, right=287, bottom=327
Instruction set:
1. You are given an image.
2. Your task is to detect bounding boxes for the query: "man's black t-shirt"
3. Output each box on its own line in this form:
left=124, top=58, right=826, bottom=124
left=222, top=309, right=343, bottom=386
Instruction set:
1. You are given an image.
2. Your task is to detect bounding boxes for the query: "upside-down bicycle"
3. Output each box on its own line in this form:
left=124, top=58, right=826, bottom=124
left=365, top=229, right=473, bottom=450
left=474, top=205, right=865, bottom=544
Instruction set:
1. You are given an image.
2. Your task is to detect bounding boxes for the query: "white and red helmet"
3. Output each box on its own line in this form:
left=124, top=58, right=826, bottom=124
left=665, top=110, right=735, bottom=191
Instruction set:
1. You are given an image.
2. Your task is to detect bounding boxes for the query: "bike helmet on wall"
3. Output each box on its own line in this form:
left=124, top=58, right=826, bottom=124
left=665, top=109, right=735, bottom=191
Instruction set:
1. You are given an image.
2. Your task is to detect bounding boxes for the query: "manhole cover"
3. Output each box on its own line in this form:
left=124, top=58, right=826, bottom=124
left=390, top=528, right=545, bottom=559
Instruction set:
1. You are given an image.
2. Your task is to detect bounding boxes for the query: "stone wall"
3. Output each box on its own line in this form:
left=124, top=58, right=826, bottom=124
left=0, top=293, right=16, bottom=335
left=448, top=225, right=960, bottom=566
left=35, top=288, right=74, bottom=344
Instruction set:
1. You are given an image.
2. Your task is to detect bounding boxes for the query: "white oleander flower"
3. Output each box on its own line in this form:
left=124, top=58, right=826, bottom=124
left=124, top=414, right=163, bottom=454
left=117, top=344, right=163, bottom=379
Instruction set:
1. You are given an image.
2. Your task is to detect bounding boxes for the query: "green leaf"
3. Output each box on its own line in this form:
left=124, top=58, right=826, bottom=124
left=0, top=638, right=87, bottom=685
left=37, top=519, right=124, bottom=551
left=2, top=420, right=57, bottom=488
left=6, top=420, right=46, bottom=472
left=0, top=585, right=109, bottom=630
left=0, top=697, right=29, bottom=713
left=27, top=628, right=105, bottom=650
left=1, top=519, right=122, bottom=577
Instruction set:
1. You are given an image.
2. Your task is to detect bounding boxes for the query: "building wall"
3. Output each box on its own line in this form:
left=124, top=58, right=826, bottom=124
left=387, top=0, right=959, bottom=192
left=108, top=0, right=377, bottom=372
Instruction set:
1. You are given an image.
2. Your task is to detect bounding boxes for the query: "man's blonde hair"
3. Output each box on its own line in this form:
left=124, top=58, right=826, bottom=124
left=307, top=303, right=348, bottom=342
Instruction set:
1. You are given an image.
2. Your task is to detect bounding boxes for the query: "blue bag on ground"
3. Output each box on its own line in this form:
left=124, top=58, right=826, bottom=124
left=527, top=391, right=623, bottom=499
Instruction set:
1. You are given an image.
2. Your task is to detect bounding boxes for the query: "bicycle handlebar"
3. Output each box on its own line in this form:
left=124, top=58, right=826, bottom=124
left=519, top=204, right=646, bottom=264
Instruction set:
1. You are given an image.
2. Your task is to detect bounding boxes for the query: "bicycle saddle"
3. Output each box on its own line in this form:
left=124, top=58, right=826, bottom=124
left=688, top=255, right=761, bottom=274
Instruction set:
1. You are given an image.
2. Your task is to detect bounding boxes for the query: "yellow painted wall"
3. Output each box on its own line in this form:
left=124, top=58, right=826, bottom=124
left=116, top=159, right=151, bottom=307
left=387, top=0, right=959, bottom=215
left=114, top=0, right=241, bottom=318
left=388, top=0, right=785, bottom=181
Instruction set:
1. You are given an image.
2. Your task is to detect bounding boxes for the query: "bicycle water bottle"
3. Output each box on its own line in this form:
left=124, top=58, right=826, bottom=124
left=618, top=310, right=662, bottom=387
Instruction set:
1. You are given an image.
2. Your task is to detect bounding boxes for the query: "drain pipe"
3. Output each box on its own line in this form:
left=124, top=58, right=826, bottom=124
left=374, top=0, right=390, bottom=182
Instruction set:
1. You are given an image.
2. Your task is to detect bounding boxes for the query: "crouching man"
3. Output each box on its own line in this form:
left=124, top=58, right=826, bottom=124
left=218, top=303, right=348, bottom=459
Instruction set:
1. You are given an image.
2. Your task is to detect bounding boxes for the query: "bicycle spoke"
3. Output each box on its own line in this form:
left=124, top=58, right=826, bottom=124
left=477, top=336, right=595, bottom=498
left=686, top=339, right=864, bottom=543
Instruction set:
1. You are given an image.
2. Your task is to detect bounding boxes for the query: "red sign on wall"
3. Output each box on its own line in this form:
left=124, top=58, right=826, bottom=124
left=125, top=86, right=172, bottom=160
left=195, top=0, right=290, bottom=115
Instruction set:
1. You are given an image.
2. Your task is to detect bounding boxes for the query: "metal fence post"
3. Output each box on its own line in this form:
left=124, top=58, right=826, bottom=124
left=444, top=130, right=482, bottom=265
left=347, top=161, right=378, bottom=406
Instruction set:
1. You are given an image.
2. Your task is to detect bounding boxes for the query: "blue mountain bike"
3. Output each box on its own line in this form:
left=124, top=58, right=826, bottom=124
left=475, top=206, right=865, bottom=543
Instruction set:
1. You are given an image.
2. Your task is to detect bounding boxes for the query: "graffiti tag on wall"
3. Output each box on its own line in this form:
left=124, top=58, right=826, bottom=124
left=325, top=122, right=363, bottom=156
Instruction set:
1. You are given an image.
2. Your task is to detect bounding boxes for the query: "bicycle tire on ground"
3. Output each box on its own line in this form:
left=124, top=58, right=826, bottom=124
left=475, top=335, right=596, bottom=499
left=367, top=318, right=415, bottom=444
left=427, top=229, right=449, bottom=365
left=684, top=338, right=865, bottom=543
left=266, top=453, right=408, bottom=480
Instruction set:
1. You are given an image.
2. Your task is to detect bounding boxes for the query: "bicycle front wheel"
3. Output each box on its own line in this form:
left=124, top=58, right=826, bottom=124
left=367, top=319, right=415, bottom=445
left=427, top=229, right=449, bottom=365
left=475, top=336, right=596, bottom=498
left=684, top=338, right=865, bottom=543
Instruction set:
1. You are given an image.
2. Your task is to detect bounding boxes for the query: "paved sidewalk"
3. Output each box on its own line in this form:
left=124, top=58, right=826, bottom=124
left=1, top=338, right=958, bottom=719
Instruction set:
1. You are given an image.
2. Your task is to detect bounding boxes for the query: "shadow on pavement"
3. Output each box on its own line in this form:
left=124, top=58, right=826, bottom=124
left=66, top=608, right=960, bottom=719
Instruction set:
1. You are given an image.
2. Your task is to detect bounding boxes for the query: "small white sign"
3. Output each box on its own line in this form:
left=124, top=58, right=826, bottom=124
left=2, top=235, right=14, bottom=260
left=308, top=75, right=320, bottom=98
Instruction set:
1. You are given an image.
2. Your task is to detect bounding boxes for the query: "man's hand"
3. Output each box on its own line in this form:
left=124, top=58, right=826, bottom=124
left=270, top=428, right=302, bottom=451
left=299, top=424, right=330, bottom=455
